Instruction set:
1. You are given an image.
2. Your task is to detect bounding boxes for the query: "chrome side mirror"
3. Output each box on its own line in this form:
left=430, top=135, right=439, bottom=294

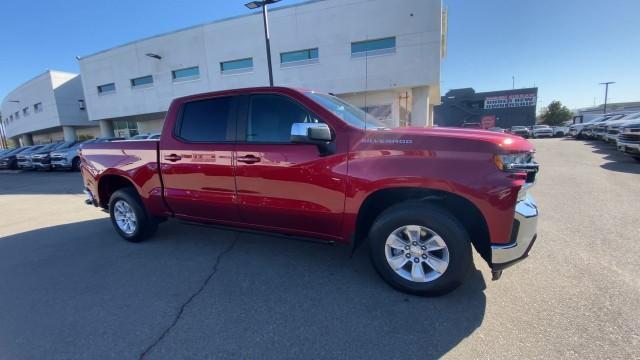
left=290, top=123, right=334, bottom=156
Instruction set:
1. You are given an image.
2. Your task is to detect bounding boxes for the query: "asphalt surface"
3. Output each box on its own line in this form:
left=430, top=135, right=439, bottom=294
left=0, top=138, right=638, bottom=359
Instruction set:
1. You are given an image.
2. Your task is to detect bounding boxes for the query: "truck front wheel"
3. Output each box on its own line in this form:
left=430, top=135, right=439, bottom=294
left=368, top=202, right=472, bottom=296
left=109, top=188, right=158, bottom=242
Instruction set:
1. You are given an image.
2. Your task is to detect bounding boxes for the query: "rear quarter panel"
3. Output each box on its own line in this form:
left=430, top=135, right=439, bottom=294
left=80, top=141, right=168, bottom=216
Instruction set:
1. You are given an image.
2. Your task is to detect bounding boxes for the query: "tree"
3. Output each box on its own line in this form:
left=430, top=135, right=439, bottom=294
left=540, top=101, right=572, bottom=126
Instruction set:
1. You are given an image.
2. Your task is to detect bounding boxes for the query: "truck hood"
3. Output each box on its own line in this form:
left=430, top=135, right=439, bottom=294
left=363, top=127, right=533, bottom=153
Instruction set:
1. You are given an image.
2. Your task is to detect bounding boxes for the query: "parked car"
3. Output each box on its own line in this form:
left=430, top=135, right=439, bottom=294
left=552, top=125, right=569, bottom=137
left=130, top=133, right=161, bottom=140
left=605, top=112, right=640, bottom=143
left=569, top=115, right=612, bottom=139
left=30, top=141, right=79, bottom=170
left=80, top=87, right=540, bottom=296
left=50, top=137, right=125, bottom=171
left=509, top=126, right=530, bottom=138
left=16, top=145, right=48, bottom=169
left=0, top=146, right=31, bottom=170
left=487, top=127, right=506, bottom=133
left=531, top=125, right=553, bottom=138
left=594, top=114, right=628, bottom=140
left=616, top=120, right=640, bottom=162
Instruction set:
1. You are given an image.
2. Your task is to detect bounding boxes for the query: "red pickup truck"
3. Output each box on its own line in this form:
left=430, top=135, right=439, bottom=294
left=80, top=87, right=539, bottom=296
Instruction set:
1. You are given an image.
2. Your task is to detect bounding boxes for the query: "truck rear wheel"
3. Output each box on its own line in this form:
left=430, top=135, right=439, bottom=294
left=368, top=202, right=472, bottom=296
left=109, top=188, right=158, bottom=242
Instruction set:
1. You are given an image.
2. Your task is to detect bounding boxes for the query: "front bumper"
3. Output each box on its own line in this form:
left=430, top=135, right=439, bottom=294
left=51, top=159, right=72, bottom=169
left=617, top=139, right=640, bottom=155
left=491, top=193, right=538, bottom=271
left=17, top=161, right=34, bottom=169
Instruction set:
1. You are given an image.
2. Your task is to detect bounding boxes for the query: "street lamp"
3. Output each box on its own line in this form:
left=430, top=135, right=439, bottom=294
left=599, top=81, right=615, bottom=114
left=245, top=0, right=281, bottom=86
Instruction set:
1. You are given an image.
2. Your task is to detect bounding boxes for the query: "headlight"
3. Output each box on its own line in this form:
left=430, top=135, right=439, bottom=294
left=493, top=152, right=537, bottom=172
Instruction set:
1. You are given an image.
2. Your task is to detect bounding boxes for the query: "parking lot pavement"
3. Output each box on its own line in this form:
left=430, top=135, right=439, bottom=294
left=0, top=138, right=638, bottom=359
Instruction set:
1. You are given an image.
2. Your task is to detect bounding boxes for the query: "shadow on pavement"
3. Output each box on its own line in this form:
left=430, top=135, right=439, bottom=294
left=585, top=140, right=640, bottom=174
left=0, top=218, right=486, bottom=359
left=0, top=171, right=83, bottom=195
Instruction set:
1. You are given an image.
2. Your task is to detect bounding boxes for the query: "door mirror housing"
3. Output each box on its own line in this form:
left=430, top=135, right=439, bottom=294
left=290, top=123, right=334, bottom=155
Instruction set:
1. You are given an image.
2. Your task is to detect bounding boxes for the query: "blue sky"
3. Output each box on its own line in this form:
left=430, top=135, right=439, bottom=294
left=1, top=0, right=638, bottom=110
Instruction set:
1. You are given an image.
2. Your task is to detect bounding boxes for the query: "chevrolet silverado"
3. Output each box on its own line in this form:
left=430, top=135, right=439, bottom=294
left=80, top=87, right=539, bottom=296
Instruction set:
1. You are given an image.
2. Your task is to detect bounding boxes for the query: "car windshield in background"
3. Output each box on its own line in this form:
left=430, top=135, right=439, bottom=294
left=304, top=92, right=387, bottom=130
left=512, top=126, right=526, bottom=130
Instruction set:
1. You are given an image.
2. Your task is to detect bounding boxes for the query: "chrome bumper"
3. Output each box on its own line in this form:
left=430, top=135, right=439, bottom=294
left=617, top=140, right=640, bottom=153
left=491, top=193, right=538, bottom=270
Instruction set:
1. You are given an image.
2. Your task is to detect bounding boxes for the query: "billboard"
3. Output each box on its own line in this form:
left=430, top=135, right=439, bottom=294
left=484, top=93, right=536, bottom=110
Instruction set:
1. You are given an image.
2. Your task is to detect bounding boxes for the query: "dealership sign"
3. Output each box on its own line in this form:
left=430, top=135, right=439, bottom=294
left=484, top=93, right=537, bottom=109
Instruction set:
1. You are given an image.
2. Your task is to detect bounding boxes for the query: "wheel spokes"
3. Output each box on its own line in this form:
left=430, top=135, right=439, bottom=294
left=388, top=254, right=409, bottom=270
left=387, top=234, right=408, bottom=250
left=425, top=254, right=448, bottom=274
left=403, top=225, right=421, bottom=243
left=411, top=262, right=426, bottom=282
left=425, top=235, right=446, bottom=251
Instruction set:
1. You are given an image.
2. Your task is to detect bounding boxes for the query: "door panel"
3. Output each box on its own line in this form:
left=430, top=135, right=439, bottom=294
left=160, top=96, right=238, bottom=223
left=234, top=94, right=347, bottom=239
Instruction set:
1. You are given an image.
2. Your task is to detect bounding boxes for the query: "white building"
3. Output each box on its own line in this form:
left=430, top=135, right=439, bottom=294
left=1, top=70, right=99, bottom=146
left=78, top=0, right=444, bottom=137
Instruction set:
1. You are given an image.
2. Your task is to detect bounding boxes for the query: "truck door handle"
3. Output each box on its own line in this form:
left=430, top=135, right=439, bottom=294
left=164, top=154, right=182, bottom=162
left=237, top=155, right=261, bottom=164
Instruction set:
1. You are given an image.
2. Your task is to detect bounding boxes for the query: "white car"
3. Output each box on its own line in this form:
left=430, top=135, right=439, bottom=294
left=531, top=125, right=553, bottom=138
left=605, top=112, right=640, bottom=143
left=129, top=133, right=161, bottom=140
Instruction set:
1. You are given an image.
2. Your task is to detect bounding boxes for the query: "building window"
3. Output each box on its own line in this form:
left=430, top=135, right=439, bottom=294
left=220, top=58, right=253, bottom=75
left=22, top=107, right=29, bottom=116
left=351, top=37, right=396, bottom=57
left=14, top=111, right=19, bottom=120
left=97, top=83, right=116, bottom=94
left=78, top=99, right=86, bottom=110
left=9, top=115, right=13, bottom=122
left=112, top=119, right=139, bottom=138
left=280, top=48, right=319, bottom=66
left=34, top=102, right=43, bottom=113
left=172, top=66, right=200, bottom=81
left=131, top=75, right=154, bottom=88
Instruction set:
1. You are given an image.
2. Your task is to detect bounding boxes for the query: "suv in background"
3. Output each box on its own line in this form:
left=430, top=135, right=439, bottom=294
left=617, top=119, right=640, bottom=162
left=0, top=146, right=31, bottom=170
left=531, top=125, right=553, bottom=138
left=51, top=137, right=125, bottom=171
left=16, top=145, right=47, bottom=169
left=31, top=141, right=78, bottom=170
left=569, top=115, right=611, bottom=139
left=605, top=112, right=640, bottom=143
left=509, top=126, right=530, bottom=138
left=594, top=114, right=627, bottom=140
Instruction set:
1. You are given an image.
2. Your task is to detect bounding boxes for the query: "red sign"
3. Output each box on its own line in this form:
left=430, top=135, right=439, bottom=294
left=481, top=115, right=496, bottom=129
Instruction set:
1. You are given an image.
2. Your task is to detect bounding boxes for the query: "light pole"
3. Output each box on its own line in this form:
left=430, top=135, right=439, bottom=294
left=599, top=81, right=615, bottom=114
left=245, top=0, right=281, bottom=87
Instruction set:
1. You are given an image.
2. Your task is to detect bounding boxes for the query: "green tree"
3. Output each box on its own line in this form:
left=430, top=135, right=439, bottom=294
left=540, top=101, right=572, bottom=126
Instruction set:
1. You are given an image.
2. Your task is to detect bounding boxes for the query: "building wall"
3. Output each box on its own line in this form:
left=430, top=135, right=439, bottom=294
left=1, top=70, right=96, bottom=139
left=79, top=0, right=442, bottom=125
left=32, top=130, right=64, bottom=144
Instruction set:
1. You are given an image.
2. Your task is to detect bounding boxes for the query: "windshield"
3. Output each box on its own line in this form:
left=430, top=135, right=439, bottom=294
left=512, top=126, right=526, bottom=130
left=534, top=125, right=549, bottom=129
left=304, top=92, right=387, bottom=129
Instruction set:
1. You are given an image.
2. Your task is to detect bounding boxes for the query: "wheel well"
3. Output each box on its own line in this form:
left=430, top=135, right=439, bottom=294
left=354, top=187, right=491, bottom=263
left=98, top=175, right=136, bottom=209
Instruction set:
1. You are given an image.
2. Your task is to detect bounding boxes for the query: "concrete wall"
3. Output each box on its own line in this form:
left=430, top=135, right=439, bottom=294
left=79, top=0, right=442, bottom=125
left=1, top=70, right=96, bottom=139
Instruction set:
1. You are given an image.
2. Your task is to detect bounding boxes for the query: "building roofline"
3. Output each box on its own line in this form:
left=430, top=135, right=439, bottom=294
left=1, top=70, right=79, bottom=104
left=78, top=0, right=328, bottom=61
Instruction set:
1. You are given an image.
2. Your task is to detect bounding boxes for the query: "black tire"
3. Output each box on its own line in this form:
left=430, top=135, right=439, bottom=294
left=71, top=157, right=81, bottom=171
left=368, top=202, right=472, bottom=296
left=108, top=188, right=158, bottom=242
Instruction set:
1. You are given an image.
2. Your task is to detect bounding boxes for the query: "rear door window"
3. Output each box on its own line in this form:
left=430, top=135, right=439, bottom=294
left=177, top=97, right=234, bottom=142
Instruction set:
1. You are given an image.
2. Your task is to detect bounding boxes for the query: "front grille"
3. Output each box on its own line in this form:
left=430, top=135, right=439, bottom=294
left=607, top=129, right=619, bottom=135
left=51, top=155, right=64, bottom=160
left=619, top=134, right=640, bottom=142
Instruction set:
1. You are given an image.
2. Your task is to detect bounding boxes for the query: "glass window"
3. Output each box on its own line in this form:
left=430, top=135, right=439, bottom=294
left=172, top=66, right=200, bottom=80
left=351, top=37, right=396, bottom=56
left=305, top=92, right=386, bottom=130
left=131, top=75, right=153, bottom=87
left=281, top=48, right=319, bottom=64
left=34, top=102, right=43, bottom=113
left=22, top=107, right=29, bottom=116
left=97, top=83, right=116, bottom=94
left=177, top=97, right=232, bottom=142
left=220, top=58, right=253, bottom=74
left=247, top=95, right=321, bottom=143
left=112, top=119, right=139, bottom=138
left=15, top=111, right=20, bottom=119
